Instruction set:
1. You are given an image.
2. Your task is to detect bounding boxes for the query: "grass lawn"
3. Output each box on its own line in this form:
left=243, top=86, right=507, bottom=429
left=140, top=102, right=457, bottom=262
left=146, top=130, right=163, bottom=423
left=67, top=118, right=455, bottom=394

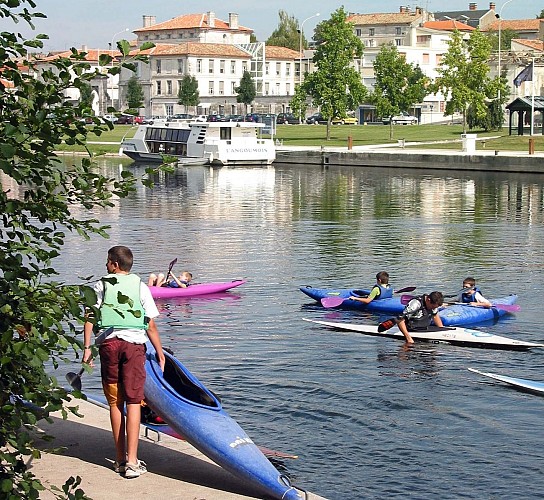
left=58, top=123, right=544, bottom=156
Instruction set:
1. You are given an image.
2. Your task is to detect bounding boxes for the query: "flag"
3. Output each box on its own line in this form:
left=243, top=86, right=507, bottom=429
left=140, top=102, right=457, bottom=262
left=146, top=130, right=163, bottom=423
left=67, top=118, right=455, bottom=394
left=513, top=62, right=533, bottom=88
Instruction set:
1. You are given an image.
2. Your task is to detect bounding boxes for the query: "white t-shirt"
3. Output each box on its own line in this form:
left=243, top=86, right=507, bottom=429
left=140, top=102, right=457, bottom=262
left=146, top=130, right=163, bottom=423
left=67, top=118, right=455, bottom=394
left=92, top=276, right=159, bottom=344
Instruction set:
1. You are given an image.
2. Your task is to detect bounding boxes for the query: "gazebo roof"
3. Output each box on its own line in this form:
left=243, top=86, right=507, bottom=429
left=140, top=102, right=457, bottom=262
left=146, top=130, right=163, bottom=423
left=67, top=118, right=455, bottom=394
left=506, top=96, right=544, bottom=111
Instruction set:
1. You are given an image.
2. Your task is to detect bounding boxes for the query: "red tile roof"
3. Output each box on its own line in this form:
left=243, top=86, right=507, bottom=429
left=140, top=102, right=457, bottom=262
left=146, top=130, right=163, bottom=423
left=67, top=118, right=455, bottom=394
left=133, top=42, right=251, bottom=58
left=134, top=13, right=252, bottom=33
left=264, top=46, right=301, bottom=59
left=512, top=38, right=544, bottom=51
left=483, top=19, right=542, bottom=32
left=423, top=20, right=475, bottom=31
left=39, top=49, right=120, bottom=63
left=347, top=12, right=423, bottom=26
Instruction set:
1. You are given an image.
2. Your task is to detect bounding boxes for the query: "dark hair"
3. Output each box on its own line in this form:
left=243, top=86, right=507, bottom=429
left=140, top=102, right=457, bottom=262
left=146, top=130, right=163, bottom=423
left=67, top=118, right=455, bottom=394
left=428, top=291, right=444, bottom=306
left=376, top=271, right=389, bottom=284
left=463, top=277, right=476, bottom=287
left=108, top=246, right=133, bottom=272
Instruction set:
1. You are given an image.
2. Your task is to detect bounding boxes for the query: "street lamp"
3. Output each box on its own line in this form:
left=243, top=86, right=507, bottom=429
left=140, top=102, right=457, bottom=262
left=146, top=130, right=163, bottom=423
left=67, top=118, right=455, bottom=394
left=298, top=13, right=319, bottom=87
left=108, top=28, right=129, bottom=111
left=497, top=0, right=515, bottom=100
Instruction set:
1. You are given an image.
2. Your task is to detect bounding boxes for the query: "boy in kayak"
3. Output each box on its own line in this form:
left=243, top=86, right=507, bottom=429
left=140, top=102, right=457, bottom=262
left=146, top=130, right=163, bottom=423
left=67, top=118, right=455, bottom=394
left=396, top=291, right=445, bottom=344
left=148, top=270, right=192, bottom=288
left=458, top=277, right=492, bottom=307
left=348, top=271, right=393, bottom=305
left=83, top=245, right=165, bottom=478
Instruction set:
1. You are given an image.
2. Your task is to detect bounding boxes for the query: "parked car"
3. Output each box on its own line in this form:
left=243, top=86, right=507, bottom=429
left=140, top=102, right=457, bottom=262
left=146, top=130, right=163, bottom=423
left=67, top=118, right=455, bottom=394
left=276, top=113, right=299, bottom=125
left=115, top=114, right=135, bottom=125
left=382, top=112, right=418, bottom=125
left=331, top=115, right=358, bottom=125
left=306, top=113, right=324, bottom=125
left=225, top=114, right=244, bottom=122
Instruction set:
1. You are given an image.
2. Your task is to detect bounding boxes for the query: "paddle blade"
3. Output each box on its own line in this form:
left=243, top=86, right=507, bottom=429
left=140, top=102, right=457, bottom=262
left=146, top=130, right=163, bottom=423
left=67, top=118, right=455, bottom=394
left=494, top=303, right=521, bottom=313
left=65, top=368, right=84, bottom=391
left=321, top=297, right=345, bottom=308
left=401, top=295, right=415, bottom=305
left=395, top=286, right=416, bottom=294
left=378, top=318, right=397, bottom=333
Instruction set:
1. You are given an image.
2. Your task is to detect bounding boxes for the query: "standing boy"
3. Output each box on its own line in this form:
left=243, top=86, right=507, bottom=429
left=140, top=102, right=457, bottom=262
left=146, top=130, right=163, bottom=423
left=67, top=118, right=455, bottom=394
left=83, top=245, right=165, bottom=478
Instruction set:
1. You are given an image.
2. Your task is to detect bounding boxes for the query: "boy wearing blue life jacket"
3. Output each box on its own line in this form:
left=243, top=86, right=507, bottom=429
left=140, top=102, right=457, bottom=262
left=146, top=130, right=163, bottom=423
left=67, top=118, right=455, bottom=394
left=459, top=277, right=491, bottom=307
left=349, top=271, right=393, bottom=305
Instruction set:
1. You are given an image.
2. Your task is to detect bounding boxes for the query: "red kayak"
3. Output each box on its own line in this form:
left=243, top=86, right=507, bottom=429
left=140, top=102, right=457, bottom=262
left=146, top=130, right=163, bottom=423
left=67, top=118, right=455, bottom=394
left=149, top=279, right=246, bottom=299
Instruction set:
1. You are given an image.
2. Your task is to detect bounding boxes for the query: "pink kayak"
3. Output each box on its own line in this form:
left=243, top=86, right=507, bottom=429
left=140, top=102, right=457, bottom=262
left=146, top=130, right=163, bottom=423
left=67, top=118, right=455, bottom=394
left=149, top=279, right=246, bottom=299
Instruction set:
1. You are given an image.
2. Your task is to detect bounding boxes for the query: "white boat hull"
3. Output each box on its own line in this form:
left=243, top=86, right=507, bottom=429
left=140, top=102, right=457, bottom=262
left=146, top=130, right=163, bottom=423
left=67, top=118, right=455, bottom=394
left=303, top=318, right=544, bottom=350
left=468, top=368, right=544, bottom=394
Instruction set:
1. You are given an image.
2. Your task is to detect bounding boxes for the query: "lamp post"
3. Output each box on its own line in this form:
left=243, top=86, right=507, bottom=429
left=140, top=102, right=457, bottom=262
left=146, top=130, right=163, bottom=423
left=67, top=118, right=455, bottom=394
left=298, top=13, right=319, bottom=87
left=108, top=28, right=129, bottom=111
left=497, top=0, right=515, bottom=100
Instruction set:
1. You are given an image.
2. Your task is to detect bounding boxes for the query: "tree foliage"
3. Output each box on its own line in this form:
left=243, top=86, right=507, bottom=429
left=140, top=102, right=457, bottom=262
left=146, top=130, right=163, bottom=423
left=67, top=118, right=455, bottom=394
left=177, top=75, right=200, bottom=112
left=485, top=28, right=518, bottom=51
left=234, top=70, right=256, bottom=108
left=300, top=7, right=367, bottom=140
left=266, top=10, right=304, bottom=51
left=126, top=75, right=144, bottom=110
left=432, top=29, right=505, bottom=133
left=371, top=44, right=429, bottom=139
left=0, top=1, right=158, bottom=497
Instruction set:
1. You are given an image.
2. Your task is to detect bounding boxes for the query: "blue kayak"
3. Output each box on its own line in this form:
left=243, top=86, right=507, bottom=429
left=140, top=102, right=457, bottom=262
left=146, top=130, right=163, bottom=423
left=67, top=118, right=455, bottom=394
left=300, top=286, right=405, bottom=314
left=438, top=295, right=518, bottom=326
left=144, top=343, right=304, bottom=500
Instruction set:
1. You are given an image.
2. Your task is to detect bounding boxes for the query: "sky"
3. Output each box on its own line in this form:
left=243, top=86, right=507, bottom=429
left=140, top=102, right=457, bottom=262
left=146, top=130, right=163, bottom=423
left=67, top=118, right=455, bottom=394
left=3, top=0, right=540, bottom=52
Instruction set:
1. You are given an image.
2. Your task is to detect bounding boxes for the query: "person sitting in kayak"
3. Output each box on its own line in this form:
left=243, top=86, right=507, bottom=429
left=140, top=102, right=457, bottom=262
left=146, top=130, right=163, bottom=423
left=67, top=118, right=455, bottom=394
left=348, top=271, right=393, bottom=305
left=148, top=270, right=192, bottom=288
left=458, top=277, right=491, bottom=307
left=396, top=291, right=445, bottom=344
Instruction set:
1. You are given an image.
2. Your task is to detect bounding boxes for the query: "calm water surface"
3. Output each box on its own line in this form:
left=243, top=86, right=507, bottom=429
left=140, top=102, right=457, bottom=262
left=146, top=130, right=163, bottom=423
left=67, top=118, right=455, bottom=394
left=56, top=158, right=544, bottom=499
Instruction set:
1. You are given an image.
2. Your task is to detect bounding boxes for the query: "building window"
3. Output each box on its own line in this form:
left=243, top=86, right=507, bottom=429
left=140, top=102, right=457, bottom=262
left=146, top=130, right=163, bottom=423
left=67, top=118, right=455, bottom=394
left=219, top=81, right=224, bottom=95
left=422, top=53, right=430, bottom=64
left=276, top=82, right=280, bottom=94
left=165, top=104, right=173, bottom=117
left=230, top=60, right=236, bottom=73
left=436, top=54, right=443, bottom=65
left=286, top=83, right=291, bottom=95
left=369, top=28, right=375, bottom=36
left=156, top=81, right=162, bottom=95
left=167, top=80, right=172, bottom=94
left=356, top=28, right=362, bottom=37
left=395, top=39, right=402, bottom=46
left=265, top=82, right=269, bottom=95
left=367, top=39, right=375, bottom=47
left=178, top=59, right=184, bottom=74
left=265, top=62, right=269, bottom=75
left=209, top=81, right=214, bottom=95
left=220, top=60, right=225, bottom=73
left=395, top=27, right=402, bottom=35
left=177, top=80, right=182, bottom=93
left=286, top=63, right=291, bottom=76
left=231, top=81, right=236, bottom=94
left=156, top=60, right=161, bottom=74
left=276, top=62, right=281, bottom=76
left=209, top=60, right=214, bottom=74
left=197, top=59, right=202, bottom=72
left=242, top=62, right=247, bottom=72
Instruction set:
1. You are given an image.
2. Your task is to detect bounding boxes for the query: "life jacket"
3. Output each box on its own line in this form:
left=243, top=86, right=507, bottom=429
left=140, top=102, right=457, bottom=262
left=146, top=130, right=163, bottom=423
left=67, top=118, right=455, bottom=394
left=100, top=273, right=147, bottom=330
left=404, top=294, right=433, bottom=330
left=461, top=287, right=480, bottom=303
left=374, top=284, right=393, bottom=300
left=166, top=280, right=189, bottom=288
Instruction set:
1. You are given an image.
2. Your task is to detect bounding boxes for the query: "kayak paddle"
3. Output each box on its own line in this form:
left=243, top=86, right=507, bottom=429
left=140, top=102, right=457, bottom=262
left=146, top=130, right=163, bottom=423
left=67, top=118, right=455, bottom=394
left=164, top=258, right=178, bottom=283
left=66, top=367, right=85, bottom=391
left=321, top=286, right=417, bottom=308
left=378, top=318, right=398, bottom=332
left=400, top=294, right=520, bottom=312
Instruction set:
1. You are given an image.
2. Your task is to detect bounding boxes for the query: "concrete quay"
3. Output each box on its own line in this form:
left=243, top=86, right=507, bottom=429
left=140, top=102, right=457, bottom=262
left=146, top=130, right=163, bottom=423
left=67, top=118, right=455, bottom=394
left=28, top=398, right=326, bottom=500
left=275, top=142, right=544, bottom=174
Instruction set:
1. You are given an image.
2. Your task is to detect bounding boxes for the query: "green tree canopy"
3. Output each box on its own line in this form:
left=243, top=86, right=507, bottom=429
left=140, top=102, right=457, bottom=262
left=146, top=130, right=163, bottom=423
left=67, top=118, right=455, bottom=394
left=537, top=9, right=544, bottom=18
left=126, top=75, right=144, bottom=109
left=485, top=28, right=518, bottom=51
left=234, top=70, right=257, bottom=108
left=371, top=44, right=429, bottom=138
left=432, top=29, right=505, bottom=132
left=177, top=74, right=200, bottom=112
left=0, top=1, right=158, bottom=497
left=301, top=7, right=367, bottom=139
left=266, top=10, right=305, bottom=51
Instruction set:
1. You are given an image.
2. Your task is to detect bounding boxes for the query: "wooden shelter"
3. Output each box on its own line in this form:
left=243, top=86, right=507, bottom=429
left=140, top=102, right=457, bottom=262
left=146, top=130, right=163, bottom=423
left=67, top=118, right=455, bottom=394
left=506, top=96, right=544, bottom=135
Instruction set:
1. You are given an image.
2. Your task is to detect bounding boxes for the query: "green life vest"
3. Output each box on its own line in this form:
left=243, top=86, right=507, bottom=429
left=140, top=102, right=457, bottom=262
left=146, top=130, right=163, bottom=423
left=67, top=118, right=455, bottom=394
left=99, top=273, right=147, bottom=330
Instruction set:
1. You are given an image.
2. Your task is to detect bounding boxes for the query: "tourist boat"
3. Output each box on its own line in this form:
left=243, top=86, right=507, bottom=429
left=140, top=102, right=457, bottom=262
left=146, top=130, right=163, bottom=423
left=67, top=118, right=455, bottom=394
left=120, top=120, right=275, bottom=166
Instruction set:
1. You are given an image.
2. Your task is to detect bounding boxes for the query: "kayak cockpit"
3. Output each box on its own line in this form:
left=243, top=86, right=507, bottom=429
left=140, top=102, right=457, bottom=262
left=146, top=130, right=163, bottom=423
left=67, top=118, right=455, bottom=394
left=163, top=355, right=219, bottom=408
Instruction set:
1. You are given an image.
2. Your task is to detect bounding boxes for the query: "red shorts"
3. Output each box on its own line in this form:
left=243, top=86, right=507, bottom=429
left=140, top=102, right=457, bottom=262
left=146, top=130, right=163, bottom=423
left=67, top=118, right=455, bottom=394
left=99, top=338, right=146, bottom=406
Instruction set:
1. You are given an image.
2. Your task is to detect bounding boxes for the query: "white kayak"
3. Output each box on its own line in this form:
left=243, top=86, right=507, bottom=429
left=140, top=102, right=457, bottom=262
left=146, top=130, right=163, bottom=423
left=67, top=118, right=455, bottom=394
left=303, top=318, right=544, bottom=350
left=468, top=368, right=544, bottom=394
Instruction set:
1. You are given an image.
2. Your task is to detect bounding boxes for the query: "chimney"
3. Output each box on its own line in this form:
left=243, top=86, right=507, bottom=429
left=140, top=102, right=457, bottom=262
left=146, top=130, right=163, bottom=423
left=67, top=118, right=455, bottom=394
left=469, top=3, right=477, bottom=10
left=81, top=45, right=88, bottom=52
left=208, top=11, right=215, bottom=28
left=142, top=15, right=156, bottom=27
left=229, top=13, right=239, bottom=30
left=400, top=6, right=406, bottom=12
left=489, top=2, right=495, bottom=9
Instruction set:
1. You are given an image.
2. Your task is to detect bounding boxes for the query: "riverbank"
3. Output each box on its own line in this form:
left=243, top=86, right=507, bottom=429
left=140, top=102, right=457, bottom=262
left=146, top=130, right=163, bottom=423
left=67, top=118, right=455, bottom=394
left=29, top=398, right=325, bottom=500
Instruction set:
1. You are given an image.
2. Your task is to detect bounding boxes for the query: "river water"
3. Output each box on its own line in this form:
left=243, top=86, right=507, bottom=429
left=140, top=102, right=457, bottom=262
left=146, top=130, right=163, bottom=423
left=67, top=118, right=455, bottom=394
left=55, top=157, right=544, bottom=499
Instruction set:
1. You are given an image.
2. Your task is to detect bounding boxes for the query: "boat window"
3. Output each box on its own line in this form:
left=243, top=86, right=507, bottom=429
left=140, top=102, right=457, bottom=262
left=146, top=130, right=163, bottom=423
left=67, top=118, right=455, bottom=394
left=220, top=127, right=231, bottom=141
